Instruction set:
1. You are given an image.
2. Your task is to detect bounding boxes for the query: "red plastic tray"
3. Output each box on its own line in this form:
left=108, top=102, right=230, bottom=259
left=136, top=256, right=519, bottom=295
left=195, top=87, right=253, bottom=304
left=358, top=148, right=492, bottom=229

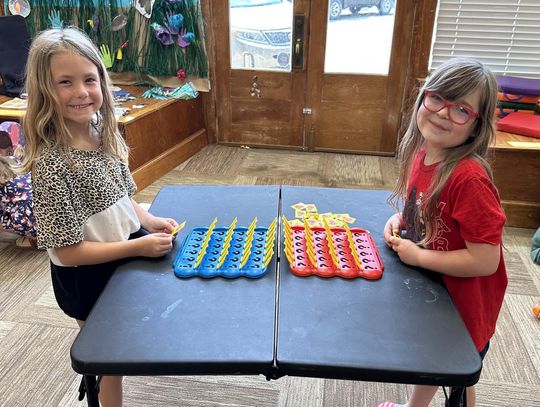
left=286, top=226, right=383, bottom=280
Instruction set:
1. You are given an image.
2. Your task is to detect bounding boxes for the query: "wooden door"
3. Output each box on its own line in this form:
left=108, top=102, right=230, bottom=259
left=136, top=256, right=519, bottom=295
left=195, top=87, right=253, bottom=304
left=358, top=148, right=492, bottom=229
left=211, top=0, right=420, bottom=154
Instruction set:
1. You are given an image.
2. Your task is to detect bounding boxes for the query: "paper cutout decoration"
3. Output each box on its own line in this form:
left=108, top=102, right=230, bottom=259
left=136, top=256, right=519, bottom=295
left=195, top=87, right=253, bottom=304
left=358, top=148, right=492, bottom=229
left=48, top=10, right=63, bottom=29
left=141, top=83, right=199, bottom=100
left=177, top=28, right=195, bottom=48
left=8, top=0, right=31, bottom=18
left=111, top=14, right=128, bottom=31
left=151, top=22, right=174, bottom=45
left=150, top=13, right=195, bottom=48
left=135, top=0, right=155, bottom=19
left=166, top=12, right=184, bottom=34
left=87, top=14, right=100, bottom=34
left=99, top=44, right=113, bottom=69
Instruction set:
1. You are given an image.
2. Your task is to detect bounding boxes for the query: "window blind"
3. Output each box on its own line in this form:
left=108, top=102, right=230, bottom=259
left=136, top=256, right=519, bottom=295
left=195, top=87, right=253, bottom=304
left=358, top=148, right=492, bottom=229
left=430, top=0, right=540, bottom=78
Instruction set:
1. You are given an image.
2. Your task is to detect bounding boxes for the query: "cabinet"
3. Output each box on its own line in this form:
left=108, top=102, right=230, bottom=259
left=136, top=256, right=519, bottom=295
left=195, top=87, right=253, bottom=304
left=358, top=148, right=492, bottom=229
left=1, top=87, right=207, bottom=191
left=117, top=86, right=207, bottom=190
left=491, top=131, right=540, bottom=228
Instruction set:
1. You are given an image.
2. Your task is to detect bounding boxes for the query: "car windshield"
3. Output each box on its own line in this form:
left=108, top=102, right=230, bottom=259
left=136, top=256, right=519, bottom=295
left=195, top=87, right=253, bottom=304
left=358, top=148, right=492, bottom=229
left=230, top=0, right=283, bottom=7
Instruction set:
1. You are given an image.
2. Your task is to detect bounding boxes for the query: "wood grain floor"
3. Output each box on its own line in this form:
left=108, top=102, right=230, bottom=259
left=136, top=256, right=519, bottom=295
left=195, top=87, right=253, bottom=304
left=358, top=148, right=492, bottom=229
left=0, top=145, right=538, bottom=406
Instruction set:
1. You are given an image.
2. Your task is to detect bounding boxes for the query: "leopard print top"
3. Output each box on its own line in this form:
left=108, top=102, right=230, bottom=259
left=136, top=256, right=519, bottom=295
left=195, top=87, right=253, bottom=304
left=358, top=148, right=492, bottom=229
left=33, top=146, right=137, bottom=249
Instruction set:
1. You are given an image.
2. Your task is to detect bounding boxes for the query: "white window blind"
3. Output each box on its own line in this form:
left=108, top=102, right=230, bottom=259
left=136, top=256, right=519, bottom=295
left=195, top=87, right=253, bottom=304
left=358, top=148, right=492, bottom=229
left=430, top=0, right=540, bottom=78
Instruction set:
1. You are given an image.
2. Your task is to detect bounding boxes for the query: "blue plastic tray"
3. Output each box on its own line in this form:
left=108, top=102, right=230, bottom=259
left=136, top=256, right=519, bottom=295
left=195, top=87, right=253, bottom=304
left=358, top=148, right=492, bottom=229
left=173, top=227, right=272, bottom=278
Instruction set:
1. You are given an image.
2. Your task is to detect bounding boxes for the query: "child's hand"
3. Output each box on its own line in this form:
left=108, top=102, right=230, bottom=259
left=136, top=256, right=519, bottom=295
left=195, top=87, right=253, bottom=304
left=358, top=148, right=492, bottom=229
left=388, top=235, right=420, bottom=266
left=383, top=213, right=403, bottom=246
left=99, top=44, right=113, bottom=69
left=144, top=216, right=177, bottom=234
left=137, top=233, right=173, bottom=257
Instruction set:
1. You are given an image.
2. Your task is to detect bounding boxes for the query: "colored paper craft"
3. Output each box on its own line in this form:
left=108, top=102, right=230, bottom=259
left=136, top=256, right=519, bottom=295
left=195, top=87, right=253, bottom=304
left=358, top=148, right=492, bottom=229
left=111, top=14, right=128, bottom=31
left=8, top=0, right=30, bottom=18
left=135, top=0, right=155, bottom=18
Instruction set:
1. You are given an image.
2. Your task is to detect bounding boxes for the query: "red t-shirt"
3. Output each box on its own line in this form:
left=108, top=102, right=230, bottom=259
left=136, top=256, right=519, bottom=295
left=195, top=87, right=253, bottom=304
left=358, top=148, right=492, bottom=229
left=404, top=149, right=507, bottom=351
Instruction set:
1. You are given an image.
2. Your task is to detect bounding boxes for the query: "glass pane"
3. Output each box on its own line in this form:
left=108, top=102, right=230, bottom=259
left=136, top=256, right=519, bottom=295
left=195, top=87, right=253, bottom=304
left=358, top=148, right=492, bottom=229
left=325, top=0, right=397, bottom=75
left=230, top=0, right=294, bottom=71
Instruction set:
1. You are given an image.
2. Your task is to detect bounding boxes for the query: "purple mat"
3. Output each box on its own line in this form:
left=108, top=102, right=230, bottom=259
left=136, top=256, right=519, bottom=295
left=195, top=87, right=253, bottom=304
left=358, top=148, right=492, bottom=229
left=496, top=75, right=540, bottom=96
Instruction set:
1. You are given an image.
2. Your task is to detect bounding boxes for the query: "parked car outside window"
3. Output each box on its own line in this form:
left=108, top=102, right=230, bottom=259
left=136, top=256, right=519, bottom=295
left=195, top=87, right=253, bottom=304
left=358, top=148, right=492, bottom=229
left=230, top=0, right=293, bottom=71
left=328, top=0, right=395, bottom=20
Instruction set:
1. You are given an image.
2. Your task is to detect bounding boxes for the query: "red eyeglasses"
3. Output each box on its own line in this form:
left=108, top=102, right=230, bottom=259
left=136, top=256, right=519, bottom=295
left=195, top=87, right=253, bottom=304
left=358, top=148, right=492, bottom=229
left=422, top=90, right=480, bottom=125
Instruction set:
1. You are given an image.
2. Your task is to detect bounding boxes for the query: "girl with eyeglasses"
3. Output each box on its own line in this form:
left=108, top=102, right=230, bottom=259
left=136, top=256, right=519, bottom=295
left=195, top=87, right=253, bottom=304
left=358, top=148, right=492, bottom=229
left=379, top=58, right=507, bottom=407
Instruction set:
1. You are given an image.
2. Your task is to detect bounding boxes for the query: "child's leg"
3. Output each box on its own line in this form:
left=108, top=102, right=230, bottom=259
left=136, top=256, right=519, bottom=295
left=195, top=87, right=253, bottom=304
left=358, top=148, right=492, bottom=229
left=99, top=375, right=123, bottom=407
left=466, top=385, right=476, bottom=406
left=76, top=320, right=123, bottom=407
left=408, top=384, right=438, bottom=407
left=378, top=384, right=438, bottom=407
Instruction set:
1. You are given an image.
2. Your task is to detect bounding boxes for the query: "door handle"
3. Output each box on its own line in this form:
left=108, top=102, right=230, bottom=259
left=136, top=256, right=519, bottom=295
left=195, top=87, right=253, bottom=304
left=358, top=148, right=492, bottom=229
left=292, top=14, right=305, bottom=69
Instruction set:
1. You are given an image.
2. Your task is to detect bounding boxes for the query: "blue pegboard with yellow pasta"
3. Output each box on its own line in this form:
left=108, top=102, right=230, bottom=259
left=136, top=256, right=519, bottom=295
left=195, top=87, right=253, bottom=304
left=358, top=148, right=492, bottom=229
left=173, top=217, right=277, bottom=279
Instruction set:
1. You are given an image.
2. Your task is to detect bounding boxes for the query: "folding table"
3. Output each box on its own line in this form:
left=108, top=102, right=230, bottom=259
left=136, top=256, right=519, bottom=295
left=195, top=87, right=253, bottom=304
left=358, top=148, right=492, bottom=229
left=70, top=185, right=481, bottom=407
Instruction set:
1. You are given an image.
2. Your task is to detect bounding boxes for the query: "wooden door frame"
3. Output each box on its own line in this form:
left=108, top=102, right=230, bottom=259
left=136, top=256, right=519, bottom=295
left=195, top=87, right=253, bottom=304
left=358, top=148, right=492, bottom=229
left=202, top=0, right=438, bottom=153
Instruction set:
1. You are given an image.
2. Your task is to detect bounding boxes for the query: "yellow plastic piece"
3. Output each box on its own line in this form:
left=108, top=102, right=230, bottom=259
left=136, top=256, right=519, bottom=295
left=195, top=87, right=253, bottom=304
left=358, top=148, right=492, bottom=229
left=323, top=219, right=340, bottom=268
left=216, top=218, right=237, bottom=269
left=239, top=218, right=258, bottom=268
left=171, top=221, right=186, bottom=237
left=303, top=219, right=318, bottom=268
left=194, top=217, right=218, bottom=268
left=344, top=223, right=363, bottom=271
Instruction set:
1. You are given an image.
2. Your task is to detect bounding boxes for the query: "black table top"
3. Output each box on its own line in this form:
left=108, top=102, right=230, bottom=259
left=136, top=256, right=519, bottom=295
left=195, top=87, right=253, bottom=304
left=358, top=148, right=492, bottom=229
left=71, top=185, right=280, bottom=376
left=276, top=186, right=481, bottom=386
left=70, top=185, right=481, bottom=387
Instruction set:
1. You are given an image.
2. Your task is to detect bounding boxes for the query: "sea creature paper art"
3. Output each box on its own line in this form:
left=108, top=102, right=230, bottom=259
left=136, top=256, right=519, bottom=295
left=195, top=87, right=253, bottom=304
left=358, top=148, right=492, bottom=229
left=111, top=14, right=128, bottom=31
left=8, top=0, right=31, bottom=18
left=135, top=0, right=155, bottom=19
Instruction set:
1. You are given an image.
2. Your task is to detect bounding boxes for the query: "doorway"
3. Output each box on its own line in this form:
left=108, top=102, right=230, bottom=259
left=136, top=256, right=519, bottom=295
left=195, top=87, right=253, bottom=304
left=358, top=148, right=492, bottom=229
left=211, top=0, right=417, bottom=155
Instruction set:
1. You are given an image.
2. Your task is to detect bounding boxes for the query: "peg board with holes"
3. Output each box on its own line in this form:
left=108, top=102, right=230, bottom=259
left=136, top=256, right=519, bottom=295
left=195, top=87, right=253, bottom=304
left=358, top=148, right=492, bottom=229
left=173, top=217, right=277, bottom=279
left=283, top=216, right=384, bottom=280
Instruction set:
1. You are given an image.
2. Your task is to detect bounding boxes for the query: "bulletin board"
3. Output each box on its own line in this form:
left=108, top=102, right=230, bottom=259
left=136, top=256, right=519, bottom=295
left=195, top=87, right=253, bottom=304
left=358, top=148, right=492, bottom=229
left=5, top=0, right=208, bottom=88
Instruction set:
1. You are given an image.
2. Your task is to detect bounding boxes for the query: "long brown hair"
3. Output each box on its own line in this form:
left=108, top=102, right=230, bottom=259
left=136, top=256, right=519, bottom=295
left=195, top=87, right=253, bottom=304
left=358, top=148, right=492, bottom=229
left=20, top=27, right=128, bottom=173
left=388, top=57, right=498, bottom=246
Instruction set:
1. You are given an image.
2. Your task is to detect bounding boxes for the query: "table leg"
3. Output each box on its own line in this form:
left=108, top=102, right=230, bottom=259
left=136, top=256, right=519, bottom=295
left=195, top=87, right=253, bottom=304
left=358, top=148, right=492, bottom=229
left=446, top=386, right=466, bottom=407
left=82, top=375, right=100, bottom=407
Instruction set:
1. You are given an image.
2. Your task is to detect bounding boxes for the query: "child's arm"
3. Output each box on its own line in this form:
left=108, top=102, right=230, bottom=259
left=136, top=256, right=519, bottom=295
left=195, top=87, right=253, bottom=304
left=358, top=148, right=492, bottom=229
left=387, top=236, right=500, bottom=277
left=55, top=233, right=173, bottom=266
left=56, top=199, right=178, bottom=266
left=131, top=198, right=177, bottom=234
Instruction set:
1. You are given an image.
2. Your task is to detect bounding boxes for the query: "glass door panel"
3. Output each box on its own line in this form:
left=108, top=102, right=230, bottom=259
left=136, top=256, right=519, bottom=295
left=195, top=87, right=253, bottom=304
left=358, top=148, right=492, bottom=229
left=229, top=0, right=294, bottom=71
left=325, top=0, right=396, bottom=74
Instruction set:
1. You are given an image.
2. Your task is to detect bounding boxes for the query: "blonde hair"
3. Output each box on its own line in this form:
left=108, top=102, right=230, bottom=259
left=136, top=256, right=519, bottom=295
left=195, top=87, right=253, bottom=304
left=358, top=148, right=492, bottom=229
left=389, top=57, right=498, bottom=246
left=21, top=27, right=128, bottom=173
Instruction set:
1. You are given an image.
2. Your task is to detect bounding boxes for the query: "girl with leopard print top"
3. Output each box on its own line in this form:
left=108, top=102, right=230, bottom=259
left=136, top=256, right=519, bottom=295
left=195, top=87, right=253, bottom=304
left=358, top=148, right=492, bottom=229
left=21, top=27, right=178, bottom=407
